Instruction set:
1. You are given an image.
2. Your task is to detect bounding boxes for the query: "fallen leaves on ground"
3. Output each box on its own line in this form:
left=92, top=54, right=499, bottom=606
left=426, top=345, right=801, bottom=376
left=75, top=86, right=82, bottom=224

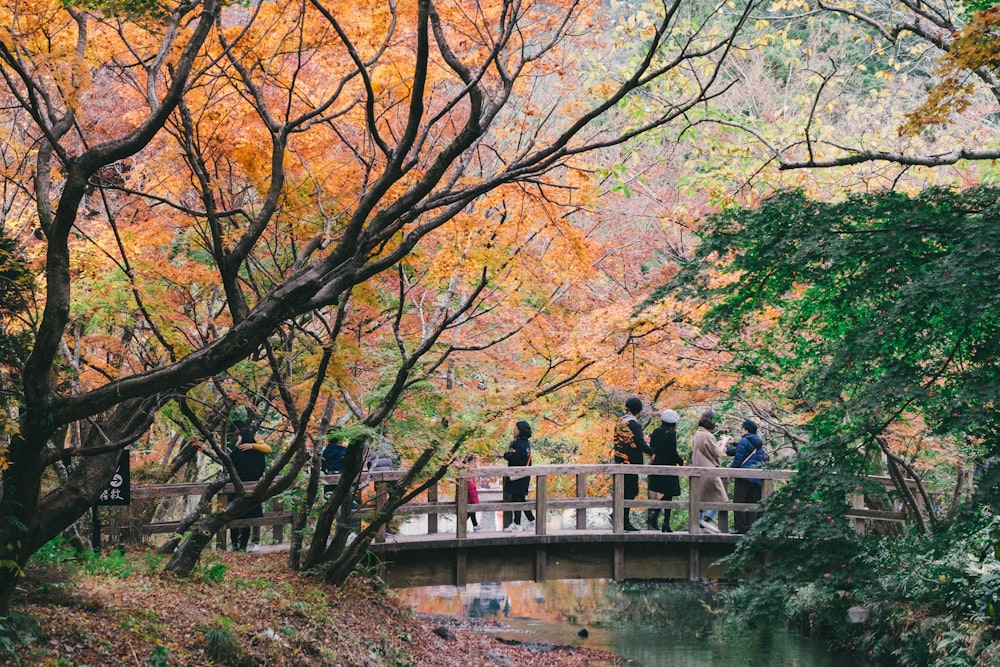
left=13, top=549, right=621, bottom=666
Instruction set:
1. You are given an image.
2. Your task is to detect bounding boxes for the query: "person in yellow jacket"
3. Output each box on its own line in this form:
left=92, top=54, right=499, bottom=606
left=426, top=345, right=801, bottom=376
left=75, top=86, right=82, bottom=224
left=228, top=419, right=272, bottom=552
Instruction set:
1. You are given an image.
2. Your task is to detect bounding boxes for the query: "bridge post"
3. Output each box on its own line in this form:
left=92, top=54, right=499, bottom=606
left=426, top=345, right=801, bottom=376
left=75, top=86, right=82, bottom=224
left=612, top=473, right=625, bottom=533
left=456, top=549, right=467, bottom=586
left=576, top=473, right=587, bottom=529
left=427, top=482, right=439, bottom=534
left=456, top=477, right=468, bottom=539
left=688, top=475, right=701, bottom=533
left=851, top=493, right=866, bottom=535
left=272, top=498, right=284, bottom=544
left=535, top=475, right=547, bottom=535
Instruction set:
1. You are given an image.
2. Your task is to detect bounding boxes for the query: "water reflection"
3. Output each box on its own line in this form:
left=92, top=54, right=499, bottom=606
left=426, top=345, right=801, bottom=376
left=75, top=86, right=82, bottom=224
left=398, top=579, right=852, bottom=666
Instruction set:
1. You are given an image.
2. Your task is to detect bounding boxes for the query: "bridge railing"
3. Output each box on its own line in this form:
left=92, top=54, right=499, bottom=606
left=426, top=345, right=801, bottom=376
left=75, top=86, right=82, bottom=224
left=447, top=464, right=792, bottom=538
left=120, top=464, right=912, bottom=547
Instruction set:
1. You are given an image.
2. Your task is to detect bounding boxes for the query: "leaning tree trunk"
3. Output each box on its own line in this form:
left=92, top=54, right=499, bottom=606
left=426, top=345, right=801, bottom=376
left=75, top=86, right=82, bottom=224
left=879, top=437, right=937, bottom=534
left=157, top=479, right=228, bottom=556
left=164, top=514, right=232, bottom=576
left=288, top=447, right=323, bottom=571
left=302, top=438, right=368, bottom=570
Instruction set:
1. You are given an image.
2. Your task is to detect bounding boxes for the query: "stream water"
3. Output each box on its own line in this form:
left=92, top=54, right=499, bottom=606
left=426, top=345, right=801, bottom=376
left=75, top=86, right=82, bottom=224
left=397, top=579, right=854, bottom=666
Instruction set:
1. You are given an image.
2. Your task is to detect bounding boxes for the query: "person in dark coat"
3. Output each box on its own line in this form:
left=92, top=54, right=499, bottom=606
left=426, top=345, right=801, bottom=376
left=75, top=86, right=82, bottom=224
left=648, top=409, right=683, bottom=531
left=321, top=439, right=346, bottom=475
left=227, top=419, right=272, bottom=552
left=728, top=419, right=769, bottom=533
left=502, top=421, right=535, bottom=532
left=613, top=397, right=652, bottom=531
left=321, top=438, right=347, bottom=494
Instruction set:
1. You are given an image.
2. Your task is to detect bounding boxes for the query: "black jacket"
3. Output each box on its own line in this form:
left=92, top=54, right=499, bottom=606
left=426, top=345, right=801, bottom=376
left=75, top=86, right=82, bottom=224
left=503, top=436, right=532, bottom=496
left=613, top=415, right=651, bottom=464
left=230, top=427, right=266, bottom=482
left=648, top=424, right=682, bottom=497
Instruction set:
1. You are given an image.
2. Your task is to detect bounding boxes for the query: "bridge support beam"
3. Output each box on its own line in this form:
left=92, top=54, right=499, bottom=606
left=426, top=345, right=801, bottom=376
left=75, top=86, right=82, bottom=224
left=456, top=549, right=467, bottom=586
left=689, top=545, right=700, bottom=582
left=375, top=536, right=737, bottom=588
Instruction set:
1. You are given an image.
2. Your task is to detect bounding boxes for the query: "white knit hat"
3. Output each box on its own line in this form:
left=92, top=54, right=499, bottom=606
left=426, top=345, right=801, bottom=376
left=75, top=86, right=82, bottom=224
left=660, top=409, right=680, bottom=424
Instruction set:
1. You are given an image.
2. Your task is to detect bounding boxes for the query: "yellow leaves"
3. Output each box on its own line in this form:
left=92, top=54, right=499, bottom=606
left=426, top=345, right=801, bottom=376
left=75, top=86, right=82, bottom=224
left=899, top=7, right=1000, bottom=137
left=768, top=0, right=811, bottom=11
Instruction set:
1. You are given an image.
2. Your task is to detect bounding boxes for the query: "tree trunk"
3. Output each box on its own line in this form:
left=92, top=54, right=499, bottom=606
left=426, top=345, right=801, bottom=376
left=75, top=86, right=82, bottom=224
left=0, top=433, right=46, bottom=614
left=302, top=438, right=367, bottom=570
left=288, top=447, right=323, bottom=571
left=157, top=479, right=228, bottom=556
left=164, top=514, right=230, bottom=576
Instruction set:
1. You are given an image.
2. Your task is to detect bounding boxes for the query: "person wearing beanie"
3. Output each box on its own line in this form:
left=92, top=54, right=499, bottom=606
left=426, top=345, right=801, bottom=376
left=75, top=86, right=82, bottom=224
left=690, top=410, right=728, bottom=532
left=648, top=409, right=684, bottom=531
left=729, top=418, right=769, bottom=533
left=502, top=420, right=535, bottom=532
left=613, top=397, right=652, bottom=532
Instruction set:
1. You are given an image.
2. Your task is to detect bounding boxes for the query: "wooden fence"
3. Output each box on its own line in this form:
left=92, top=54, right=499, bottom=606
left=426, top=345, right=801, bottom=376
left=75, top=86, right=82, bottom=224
left=110, top=464, right=915, bottom=547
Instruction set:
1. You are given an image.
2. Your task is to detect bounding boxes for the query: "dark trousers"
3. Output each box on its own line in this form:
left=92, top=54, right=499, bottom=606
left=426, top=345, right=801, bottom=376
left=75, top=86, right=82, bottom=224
left=623, top=473, right=639, bottom=500
left=509, top=492, right=535, bottom=524
left=623, top=474, right=640, bottom=528
left=733, top=480, right=762, bottom=533
left=229, top=495, right=263, bottom=550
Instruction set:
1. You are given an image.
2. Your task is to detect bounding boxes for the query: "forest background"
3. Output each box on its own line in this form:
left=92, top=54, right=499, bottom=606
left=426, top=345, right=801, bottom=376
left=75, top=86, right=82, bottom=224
left=2, top=0, right=1000, bottom=663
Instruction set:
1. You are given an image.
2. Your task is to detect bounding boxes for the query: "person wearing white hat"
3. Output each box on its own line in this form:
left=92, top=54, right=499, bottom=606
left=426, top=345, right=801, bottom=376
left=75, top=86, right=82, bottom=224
left=647, top=409, right=684, bottom=531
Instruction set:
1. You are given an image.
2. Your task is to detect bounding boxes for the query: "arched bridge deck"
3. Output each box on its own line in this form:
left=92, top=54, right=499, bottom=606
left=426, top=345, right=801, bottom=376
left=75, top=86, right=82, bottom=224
left=370, top=527, right=741, bottom=588
left=125, top=464, right=915, bottom=586
left=361, top=464, right=914, bottom=587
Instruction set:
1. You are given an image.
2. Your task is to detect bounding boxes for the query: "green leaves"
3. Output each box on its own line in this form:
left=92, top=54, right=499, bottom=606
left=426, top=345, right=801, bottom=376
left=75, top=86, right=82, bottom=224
left=683, top=184, right=1000, bottom=662
left=680, top=185, right=1000, bottom=448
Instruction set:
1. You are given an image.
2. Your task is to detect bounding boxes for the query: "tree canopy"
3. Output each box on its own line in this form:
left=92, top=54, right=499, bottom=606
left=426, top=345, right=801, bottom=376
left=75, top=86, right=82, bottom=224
left=0, top=0, right=762, bottom=609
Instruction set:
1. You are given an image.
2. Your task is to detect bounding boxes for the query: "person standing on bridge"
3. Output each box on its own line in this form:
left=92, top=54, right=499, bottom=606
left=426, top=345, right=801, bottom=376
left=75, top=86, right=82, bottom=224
left=227, top=419, right=272, bottom=552
left=463, top=455, right=481, bottom=532
left=502, top=421, right=535, bottom=532
left=614, top=397, right=652, bottom=532
left=728, top=419, right=769, bottom=533
left=648, top=409, right=683, bottom=532
left=691, top=410, right=727, bottom=533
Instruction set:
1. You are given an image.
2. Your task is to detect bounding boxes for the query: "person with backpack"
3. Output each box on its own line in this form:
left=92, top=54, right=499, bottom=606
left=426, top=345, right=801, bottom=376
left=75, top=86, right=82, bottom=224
left=728, top=419, right=770, bottom=533
left=320, top=438, right=347, bottom=494
left=613, top=397, right=652, bottom=532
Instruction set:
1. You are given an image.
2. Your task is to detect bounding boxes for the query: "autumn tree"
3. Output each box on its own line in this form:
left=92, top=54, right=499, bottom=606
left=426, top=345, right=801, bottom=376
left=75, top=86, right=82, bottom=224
left=0, top=0, right=762, bottom=607
left=759, top=0, right=1000, bottom=170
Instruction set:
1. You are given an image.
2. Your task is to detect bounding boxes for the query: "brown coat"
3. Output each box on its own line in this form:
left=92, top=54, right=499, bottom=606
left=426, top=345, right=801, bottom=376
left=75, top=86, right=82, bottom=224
left=691, top=426, right=728, bottom=503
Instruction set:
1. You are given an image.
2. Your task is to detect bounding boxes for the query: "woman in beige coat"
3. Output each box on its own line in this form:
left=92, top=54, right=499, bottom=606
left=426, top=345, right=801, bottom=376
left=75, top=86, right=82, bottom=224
left=691, top=411, right=728, bottom=532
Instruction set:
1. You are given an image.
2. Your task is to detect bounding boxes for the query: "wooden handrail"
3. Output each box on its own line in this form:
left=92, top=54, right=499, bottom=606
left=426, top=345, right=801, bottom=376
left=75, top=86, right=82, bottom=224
left=118, top=464, right=905, bottom=546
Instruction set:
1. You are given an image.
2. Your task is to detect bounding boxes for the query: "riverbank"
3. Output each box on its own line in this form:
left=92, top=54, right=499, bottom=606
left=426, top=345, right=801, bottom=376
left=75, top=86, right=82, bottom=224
left=10, top=548, right=621, bottom=666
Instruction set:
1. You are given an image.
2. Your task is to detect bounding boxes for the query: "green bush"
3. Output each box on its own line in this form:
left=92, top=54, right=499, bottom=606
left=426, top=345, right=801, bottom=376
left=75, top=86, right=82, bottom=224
left=202, top=617, right=242, bottom=665
left=0, top=613, right=41, bottom=662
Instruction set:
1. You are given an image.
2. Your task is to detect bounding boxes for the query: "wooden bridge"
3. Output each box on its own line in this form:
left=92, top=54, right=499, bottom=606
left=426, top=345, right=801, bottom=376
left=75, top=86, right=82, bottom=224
left=122, top=464, right=913, bottom=587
